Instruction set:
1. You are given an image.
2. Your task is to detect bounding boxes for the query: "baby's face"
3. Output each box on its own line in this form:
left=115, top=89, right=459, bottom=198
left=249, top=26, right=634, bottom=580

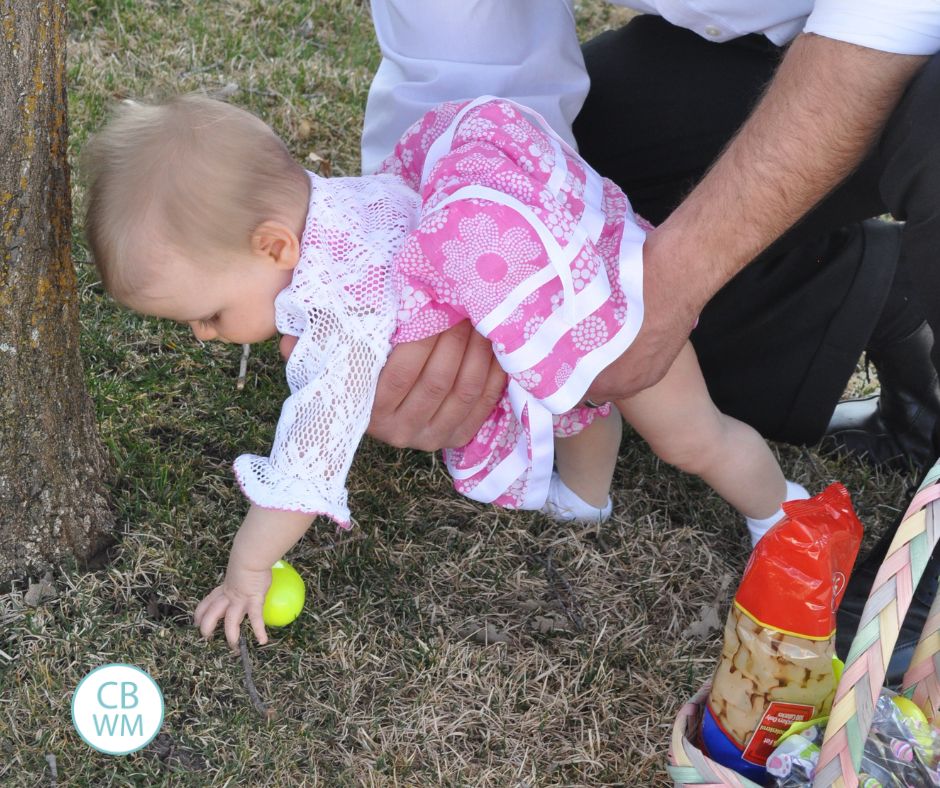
left=126, top=245, right=294, bottom=345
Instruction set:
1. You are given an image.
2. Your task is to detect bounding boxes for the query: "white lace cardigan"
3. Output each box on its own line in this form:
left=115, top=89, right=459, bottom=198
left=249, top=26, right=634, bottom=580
left=232, top=171, right=419, bottom=528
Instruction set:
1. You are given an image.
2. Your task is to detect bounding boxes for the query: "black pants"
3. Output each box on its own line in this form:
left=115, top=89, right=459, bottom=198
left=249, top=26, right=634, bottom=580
left=574, top=16, right=940, bottom=445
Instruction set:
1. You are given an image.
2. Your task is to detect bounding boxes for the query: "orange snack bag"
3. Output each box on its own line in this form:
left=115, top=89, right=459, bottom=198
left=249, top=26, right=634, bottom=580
left=700, top=482, right=863, bottom=782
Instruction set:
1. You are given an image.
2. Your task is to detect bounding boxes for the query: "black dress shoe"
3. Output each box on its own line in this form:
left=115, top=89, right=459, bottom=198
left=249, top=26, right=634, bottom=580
left=836, top=505, right=940, bottom=686
left=824, top=321, right=940, bottom=470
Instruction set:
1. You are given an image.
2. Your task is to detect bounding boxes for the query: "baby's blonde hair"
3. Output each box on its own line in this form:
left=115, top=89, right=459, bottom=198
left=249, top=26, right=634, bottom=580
left=83, top=94, right=308, bottom=299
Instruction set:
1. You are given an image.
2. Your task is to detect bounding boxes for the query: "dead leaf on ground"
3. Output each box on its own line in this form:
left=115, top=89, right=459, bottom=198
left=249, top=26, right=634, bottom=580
left=144, top=593, right=190, bottom=626
left=306, top=150, right=332, bottom=177
left=530, top=613, right=574, bottom=635
left=146, top=732, right=208, bottom=772
left=457, top=621, right=512, bottom=646
left=683, top=602, right=723, bottom=640
left=24, top=572, right=57, bottom=607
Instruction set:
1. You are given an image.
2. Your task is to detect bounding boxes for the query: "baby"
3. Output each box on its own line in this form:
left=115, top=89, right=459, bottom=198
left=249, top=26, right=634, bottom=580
left=84, top=95, right=807, bottom=648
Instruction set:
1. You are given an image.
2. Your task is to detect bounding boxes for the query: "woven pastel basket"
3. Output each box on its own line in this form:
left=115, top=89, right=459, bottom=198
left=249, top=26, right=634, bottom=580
left=668, top=460, right=940, bottom=787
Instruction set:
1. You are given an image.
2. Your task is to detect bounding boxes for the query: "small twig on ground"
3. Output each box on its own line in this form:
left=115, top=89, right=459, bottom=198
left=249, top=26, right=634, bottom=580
left=530, top=550, right=585, bottom=632
left=800, top=447, right=828, bottom=485
left=244, top=86, right=282, bottom=100
left=45, top=754, right=57, bottom=786
left=179, top=60, right=222, bottom=78
left=238, top=636, right=275, bottom=721
left=236, top=344, right=250, bottom=390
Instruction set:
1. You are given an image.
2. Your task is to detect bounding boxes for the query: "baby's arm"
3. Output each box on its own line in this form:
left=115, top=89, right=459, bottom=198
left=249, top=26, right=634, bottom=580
left=193, top=505, right=314, bottom=649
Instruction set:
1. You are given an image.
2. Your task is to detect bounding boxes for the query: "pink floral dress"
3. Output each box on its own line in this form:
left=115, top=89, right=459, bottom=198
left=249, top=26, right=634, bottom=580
left=382, top=97, right=648, bottom=510
left=235, top=97, right=648, bottom=525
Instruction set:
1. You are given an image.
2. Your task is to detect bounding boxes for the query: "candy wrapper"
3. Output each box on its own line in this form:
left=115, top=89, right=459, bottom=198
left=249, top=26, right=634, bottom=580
left=700, top=483, right=863, bottom=783
left=766, top=692, right=940, bottom=786
left=765, top=729, right=821, bottom=788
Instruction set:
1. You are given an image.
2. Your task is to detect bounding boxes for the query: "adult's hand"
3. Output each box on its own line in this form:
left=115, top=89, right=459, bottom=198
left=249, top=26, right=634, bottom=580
left=280, top=324, right=504, bottom=450
left=587, top=228, right=699, bottom=401
left=367, top=320, right=505, bottom=451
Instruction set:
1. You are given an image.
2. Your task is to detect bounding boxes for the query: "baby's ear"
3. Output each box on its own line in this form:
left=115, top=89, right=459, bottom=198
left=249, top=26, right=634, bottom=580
left=251, top=221, right=300, bottom=270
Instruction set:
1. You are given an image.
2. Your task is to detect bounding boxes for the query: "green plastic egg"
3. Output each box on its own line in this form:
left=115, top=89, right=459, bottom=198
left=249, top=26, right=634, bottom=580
left=262, top=560, right=306, bottom=627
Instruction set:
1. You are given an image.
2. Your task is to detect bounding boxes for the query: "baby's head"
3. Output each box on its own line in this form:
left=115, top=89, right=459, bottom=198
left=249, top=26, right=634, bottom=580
left=84, top=94, right=310, bottom=344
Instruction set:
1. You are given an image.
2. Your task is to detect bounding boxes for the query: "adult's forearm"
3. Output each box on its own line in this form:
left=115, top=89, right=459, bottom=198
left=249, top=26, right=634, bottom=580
left=589, top=33, right=925, bottom=402
left=646, top=33, right=926, bottom=315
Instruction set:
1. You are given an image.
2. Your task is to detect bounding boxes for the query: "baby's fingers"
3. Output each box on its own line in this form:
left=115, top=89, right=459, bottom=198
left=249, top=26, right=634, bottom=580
left=197, top=593, right=230, bottom=640
left=194, top=585, right=225, bottom=627
left=247, top=599, right=268, bottom=646
left=224, top=603, right=248, bottom=651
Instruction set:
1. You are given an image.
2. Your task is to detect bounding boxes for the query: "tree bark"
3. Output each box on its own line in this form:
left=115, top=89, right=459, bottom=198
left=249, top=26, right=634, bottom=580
left=0, top=0, right=114, bottom=584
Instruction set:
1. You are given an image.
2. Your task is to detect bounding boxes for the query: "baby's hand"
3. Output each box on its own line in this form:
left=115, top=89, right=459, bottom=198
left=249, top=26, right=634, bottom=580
left=196, top=504, right=315, bottom=649
left=193, top=563, right=273, bottom=649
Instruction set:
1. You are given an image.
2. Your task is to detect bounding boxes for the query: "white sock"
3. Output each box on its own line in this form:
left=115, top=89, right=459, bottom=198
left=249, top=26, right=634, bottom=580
left=541, top=472, right=613, bottom=524
left=745, top=481, right=810, bottom=547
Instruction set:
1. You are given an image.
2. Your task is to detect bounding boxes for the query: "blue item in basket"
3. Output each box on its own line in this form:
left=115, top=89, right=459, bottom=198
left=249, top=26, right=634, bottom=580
left=701, top=705, right=769, bottom=784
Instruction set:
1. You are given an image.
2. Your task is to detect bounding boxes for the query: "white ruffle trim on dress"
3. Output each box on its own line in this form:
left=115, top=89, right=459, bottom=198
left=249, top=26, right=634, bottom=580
left=233, top=454, right=352, bottom=529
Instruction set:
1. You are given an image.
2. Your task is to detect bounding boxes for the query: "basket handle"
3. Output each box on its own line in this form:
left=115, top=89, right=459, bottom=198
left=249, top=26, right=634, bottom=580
left=814, top=461, right=940, bottom=786
left=902, top=532, right=940, bottom=722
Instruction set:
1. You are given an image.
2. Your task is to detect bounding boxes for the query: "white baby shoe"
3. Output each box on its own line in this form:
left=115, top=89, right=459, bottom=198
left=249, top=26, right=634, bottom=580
left=540, top=472, right=613, bottom=524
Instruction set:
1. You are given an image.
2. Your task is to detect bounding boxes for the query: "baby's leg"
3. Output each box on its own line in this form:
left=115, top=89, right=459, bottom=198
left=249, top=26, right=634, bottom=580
left=616, top=342, right=794, bottom=527
left=543, top=412, right=622, bottom=522
left=556, top=409, right=623, bottom=507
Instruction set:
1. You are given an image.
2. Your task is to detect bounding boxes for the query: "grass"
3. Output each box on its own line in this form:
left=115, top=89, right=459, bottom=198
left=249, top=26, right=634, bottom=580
left=0, top=1, right=916, bottom=785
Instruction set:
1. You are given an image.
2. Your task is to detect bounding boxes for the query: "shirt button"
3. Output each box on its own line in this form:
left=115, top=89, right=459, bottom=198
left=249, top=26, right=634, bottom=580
left=704, top=25, right=722, bottom=37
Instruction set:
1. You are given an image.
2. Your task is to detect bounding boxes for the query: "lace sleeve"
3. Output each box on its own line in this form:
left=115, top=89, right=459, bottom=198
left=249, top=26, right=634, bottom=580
left=232, top=303, right=388, bottom=530
left=232, top=172, right=414, bottom=526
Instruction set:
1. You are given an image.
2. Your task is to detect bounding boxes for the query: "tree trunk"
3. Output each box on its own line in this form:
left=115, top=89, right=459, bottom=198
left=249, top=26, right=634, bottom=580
left=0, top=0, right=114, bottom=584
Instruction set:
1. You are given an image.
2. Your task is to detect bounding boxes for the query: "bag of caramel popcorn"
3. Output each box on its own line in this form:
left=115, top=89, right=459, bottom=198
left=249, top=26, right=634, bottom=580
left=699, top=482, right=862, bottom=783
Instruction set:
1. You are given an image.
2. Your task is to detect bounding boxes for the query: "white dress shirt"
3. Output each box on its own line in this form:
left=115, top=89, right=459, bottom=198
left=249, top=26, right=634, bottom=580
left=362, top=0, right=940, bottom=174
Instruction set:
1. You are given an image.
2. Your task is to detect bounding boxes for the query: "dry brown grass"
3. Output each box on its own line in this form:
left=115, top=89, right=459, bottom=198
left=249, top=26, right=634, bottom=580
left=0, top=1, right=915, bottom=785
